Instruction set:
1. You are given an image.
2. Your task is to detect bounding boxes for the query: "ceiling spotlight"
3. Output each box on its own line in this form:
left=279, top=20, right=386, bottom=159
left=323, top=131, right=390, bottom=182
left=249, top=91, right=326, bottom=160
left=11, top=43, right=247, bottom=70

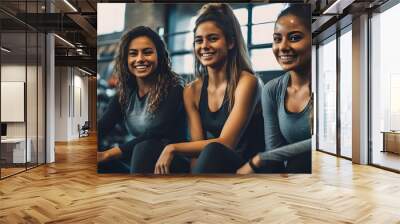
left=322, top=0, right=355, bottom=15
left=63, top=0, right=78, bottom=12
left=1, top=47, right=11, bottom=53
left=78, top=67, right=93, bottom=76
left=54, top=34, right=75, bottom=48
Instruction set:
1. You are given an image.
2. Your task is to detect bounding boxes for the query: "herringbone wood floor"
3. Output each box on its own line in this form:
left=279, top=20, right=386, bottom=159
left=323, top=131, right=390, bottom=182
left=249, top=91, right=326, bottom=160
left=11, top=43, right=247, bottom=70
left=1, top=134, right=400, bottom=223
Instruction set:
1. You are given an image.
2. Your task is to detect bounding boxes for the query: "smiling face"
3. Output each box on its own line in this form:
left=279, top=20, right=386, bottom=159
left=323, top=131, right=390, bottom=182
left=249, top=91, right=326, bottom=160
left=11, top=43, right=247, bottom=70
left=127, top=36, right=158, bottom=79
left=194, top=21, right=233, bottom=69
left=272, top=14, right=311, bottom=72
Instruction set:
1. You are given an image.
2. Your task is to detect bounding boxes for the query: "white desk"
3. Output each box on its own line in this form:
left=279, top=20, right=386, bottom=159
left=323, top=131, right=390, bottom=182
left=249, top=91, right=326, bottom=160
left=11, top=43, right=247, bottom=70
left=1, top=138, right=31, bottom=163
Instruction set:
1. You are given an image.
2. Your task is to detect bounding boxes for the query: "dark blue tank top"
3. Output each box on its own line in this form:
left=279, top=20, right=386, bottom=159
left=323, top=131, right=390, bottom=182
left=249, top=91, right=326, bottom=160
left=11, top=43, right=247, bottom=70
left=198, top=75, right=265, bottom=160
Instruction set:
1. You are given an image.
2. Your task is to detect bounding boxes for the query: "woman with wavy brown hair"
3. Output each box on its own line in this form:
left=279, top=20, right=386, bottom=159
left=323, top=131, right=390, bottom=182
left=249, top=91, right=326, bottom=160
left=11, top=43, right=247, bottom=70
left=97, top=26, right=190, bottom=174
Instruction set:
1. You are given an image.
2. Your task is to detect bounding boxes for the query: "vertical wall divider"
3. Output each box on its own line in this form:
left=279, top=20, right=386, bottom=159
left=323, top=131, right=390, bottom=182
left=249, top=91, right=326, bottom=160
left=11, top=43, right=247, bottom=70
left=0, top=25, right=2, bottom=179
left=25, top=0, right=28, bottom=171
left=36, top=0, right=39, bottom=167
left=336, top=28, right=341, bottom=157
left=60, top=67, right=62, bottom=117
left=367, top=11, right=373, bottom=165
left=315, top=44, right=319, bottom=150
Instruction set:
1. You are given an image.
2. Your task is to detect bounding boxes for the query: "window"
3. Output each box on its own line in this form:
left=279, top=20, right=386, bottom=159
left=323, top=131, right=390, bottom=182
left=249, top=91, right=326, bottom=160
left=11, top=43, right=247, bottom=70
left=97, top=3, right=126, bottom=35
left=234, top=8, right=249, bottom=44
left=250, top=48, right=281, bottom=71
left=250, top=4, right=285, bottom=73
left=317, top=35, right=337, bottom=155
left=251, top=23, right=275, bottom=45
left=1, top=1, right=46, bottom=179
left=339, top=26, right=352, bottom=158
left=252, top=4, right=285, bottom=24
left=172, top=54, right=194, bottom=75
left=370, top=3, right=400, bottom=171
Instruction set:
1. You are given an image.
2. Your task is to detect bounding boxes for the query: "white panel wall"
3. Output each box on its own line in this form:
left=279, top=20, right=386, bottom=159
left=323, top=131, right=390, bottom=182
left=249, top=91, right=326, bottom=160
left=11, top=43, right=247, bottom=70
left=54, top=67, right=89, bottom=141
left=55, top=66, right=69, bottom=141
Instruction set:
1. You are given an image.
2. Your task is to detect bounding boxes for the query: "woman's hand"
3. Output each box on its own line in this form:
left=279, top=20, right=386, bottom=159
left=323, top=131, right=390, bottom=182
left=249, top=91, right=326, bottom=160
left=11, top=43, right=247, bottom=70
left=154, top=145, right=175, bottom=174
left=97, top=151, right=108, bottom=163
left=97, top=147, right=122, bottom=163
left=237, top=162, right=254, bottom=174
left=237, top=154, right=263, bottom=174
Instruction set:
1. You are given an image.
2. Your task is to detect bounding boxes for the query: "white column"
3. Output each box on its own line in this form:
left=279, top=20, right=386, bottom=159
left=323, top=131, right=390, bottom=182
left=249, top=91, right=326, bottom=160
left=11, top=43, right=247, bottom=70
left=352, top=14, right=369, bottom=164
left=46, top=33, right=55, bottom=163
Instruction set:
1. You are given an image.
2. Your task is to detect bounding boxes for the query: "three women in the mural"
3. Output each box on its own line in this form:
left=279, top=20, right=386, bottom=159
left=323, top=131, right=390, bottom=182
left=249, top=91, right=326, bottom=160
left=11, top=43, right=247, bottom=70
left=98, top=3, right=312, bottom=174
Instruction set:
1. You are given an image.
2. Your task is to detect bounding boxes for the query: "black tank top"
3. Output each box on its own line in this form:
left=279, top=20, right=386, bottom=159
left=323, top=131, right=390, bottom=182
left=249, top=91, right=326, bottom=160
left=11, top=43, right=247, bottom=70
left=199, top=75, right=229, bottom=139
left=198, top=75, right=265, bottom=160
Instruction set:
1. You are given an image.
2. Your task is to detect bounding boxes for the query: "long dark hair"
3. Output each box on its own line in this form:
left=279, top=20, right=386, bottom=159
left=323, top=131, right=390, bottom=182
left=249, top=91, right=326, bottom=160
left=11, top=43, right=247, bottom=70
left=115, top=26, right=180, bottom=113
left=277, top=4, right=311, bottom=32
left=193, top=3, right=254, bottom=111
left=277, top=4, right=313, bottom=131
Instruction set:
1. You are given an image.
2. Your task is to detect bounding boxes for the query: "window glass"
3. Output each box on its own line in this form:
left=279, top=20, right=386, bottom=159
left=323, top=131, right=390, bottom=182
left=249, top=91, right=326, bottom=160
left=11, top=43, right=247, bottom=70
left=170, top=33, right=193, bottom=52
left=241, top=26, right=248, bottom=44
left=97, top=3, right=126, bottom=35
left=233, top=8, right=248, bottom=25
left=371, top=3, right=400, bottom=171
left=252, top=4, right=285, bottom=24
left=251, top=48, right=281, bottom=72
left=317, top=36, right=337, bottom=155
left=252, top=23, right=274, bottom=45
left=172, top=54, right=194, bottom=75
left=339, top=28, right=352, bottom=158
left=1, top=31, right=28, bottom=177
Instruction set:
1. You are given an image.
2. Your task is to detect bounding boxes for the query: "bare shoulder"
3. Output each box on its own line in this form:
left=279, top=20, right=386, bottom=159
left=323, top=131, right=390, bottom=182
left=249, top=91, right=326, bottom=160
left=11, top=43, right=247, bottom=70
left=184, top=78, right=203, bottom=106
left=237, top=70, right=258, bottom=90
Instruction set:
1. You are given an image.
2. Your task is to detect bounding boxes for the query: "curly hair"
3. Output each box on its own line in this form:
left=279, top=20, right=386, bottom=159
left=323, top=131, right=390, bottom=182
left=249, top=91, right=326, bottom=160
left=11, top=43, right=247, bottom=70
left=115, top=26, right=181, bottom=113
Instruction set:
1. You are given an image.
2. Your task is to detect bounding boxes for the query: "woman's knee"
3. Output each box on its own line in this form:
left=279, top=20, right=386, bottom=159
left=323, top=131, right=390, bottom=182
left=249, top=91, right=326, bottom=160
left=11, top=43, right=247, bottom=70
left=130, top=139, right=164, bottom=173
left=192, top=142, right=235, bottom=173
left=199, top=142, right=227, bottom=158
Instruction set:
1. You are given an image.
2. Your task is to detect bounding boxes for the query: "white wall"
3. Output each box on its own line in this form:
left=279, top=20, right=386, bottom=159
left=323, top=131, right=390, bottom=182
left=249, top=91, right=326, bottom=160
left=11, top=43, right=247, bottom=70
left=54, top=66, right=69, bottom=141
left=54, top=66, right=89, bottom=141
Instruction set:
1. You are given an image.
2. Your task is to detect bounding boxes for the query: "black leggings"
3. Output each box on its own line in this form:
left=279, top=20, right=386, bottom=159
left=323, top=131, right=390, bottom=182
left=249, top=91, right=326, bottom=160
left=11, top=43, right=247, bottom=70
left=130, top=139, right=190, bottom=174
left=192, top=142, right=244, bottom=174
left=98, top=138, right=190, bottom=174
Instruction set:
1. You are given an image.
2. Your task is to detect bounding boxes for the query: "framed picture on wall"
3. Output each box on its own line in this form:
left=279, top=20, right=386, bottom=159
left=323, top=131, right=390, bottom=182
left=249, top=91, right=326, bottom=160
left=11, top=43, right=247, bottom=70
left=97, top=2, right=312, bottom=175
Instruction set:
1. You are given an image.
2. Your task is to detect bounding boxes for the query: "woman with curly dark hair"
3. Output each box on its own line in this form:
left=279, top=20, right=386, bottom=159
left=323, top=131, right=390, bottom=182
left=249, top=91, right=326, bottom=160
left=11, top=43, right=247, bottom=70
left=97, top=26, right=190, bottom=174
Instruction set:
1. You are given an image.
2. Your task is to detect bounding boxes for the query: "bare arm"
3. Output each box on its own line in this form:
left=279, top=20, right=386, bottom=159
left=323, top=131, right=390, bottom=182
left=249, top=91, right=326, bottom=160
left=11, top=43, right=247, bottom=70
left=170, top=72, right=259, bottom=155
